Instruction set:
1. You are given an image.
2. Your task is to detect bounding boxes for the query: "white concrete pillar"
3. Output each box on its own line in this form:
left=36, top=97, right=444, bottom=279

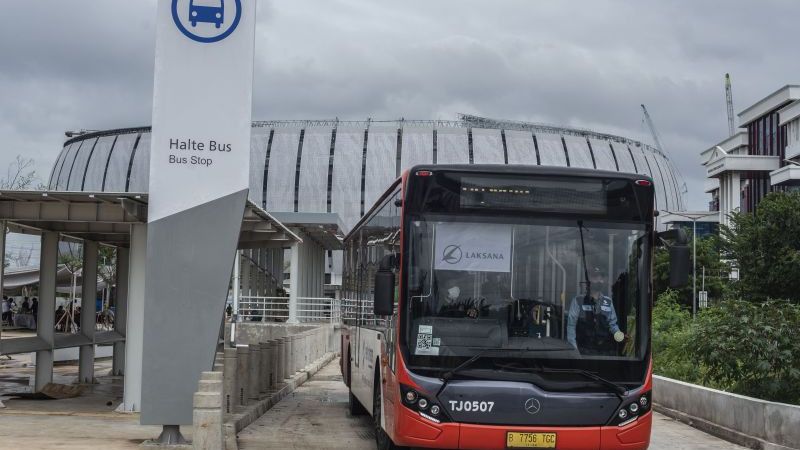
left=113, top=247, right=129, bottom=375
left=35, top=231, right=59, bottom=392
left=731, top=172, right=741, bottom=214
left=240, top=255, right=250, bottom=297
left=79, top=240, right=98, bottom=384
left=239, top=253, right=250, bottom=322
left=120, top=224, right=147, bottom=412
left=288, top=242, right=300, bottom=324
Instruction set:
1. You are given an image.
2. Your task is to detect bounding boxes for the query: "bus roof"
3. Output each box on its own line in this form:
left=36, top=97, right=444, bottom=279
left=405, top=164, right=651, bottom=183
left=345, top=164, right=654, bottom=241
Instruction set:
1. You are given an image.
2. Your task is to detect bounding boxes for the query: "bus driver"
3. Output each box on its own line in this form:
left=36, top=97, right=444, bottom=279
left=566, top=267, right=626, bottom=354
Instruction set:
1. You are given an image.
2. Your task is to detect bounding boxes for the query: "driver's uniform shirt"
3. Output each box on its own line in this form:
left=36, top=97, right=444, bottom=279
left=566, top=294, right=621, bottom=350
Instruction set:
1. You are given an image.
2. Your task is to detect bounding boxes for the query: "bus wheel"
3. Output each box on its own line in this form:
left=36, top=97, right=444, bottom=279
left=348, top=388, right=367, bottom=416
left=347, top=357, right=366, bottom=416
left=373, top=375, right=406, bottom=450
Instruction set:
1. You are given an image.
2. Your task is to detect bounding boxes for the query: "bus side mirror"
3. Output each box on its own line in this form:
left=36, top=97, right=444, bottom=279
left=374, top=270, right=395, bottom=316
left=669, top=245, right=690, bottom=288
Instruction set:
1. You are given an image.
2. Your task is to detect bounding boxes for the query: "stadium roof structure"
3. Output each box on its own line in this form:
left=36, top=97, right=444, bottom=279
left=51, top=116, right=686, bottom=232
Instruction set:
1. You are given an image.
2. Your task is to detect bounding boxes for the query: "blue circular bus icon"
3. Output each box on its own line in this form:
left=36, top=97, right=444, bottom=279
left=172, top=0, right=242, bottom=43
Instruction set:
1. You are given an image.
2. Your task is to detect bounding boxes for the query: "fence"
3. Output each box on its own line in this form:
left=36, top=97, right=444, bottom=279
left=237, top=297, right=377, bottom=324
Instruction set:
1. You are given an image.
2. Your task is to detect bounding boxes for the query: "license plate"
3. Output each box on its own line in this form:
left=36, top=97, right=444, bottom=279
left=506, top=432, right=557, bottom=448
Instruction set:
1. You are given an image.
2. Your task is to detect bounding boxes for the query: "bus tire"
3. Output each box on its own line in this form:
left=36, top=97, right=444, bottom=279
left=347, top=355, right=367, bottom=416
left=373, top=371, right=406, bottom=450
left=348, top=388, right=367, bottom=416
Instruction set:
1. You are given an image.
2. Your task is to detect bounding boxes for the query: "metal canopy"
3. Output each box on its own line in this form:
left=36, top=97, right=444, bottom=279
left=239, top=201, right=302, bottom=249
left=270, top=212, right=346, bottom=250
left=0, top=191, right=147, bottom=245
left=0, top=191, right=300, bottom=249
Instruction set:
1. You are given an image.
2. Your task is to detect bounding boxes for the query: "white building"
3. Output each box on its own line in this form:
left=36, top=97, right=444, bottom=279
left=702, top=85, right=800, bottom=227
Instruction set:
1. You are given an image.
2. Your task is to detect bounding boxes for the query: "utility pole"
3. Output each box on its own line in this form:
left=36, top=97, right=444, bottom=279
left=664, top=211, right=718, bottom=317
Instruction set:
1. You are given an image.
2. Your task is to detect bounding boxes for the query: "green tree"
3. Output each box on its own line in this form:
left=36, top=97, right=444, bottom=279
left=651, top=290, right=700, bottom=382
left=721, top=192, right=800, bottom=302
left=653, top=234, right=729, bottom=309
left=688, top=299, right=800, bottom=403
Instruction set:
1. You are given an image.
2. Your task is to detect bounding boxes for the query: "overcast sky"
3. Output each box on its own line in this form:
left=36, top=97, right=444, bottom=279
left=2, top=0, right=799, bottom=210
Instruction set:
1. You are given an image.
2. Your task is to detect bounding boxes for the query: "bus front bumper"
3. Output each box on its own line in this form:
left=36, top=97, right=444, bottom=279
left=395, top=407, right=652, bottom=450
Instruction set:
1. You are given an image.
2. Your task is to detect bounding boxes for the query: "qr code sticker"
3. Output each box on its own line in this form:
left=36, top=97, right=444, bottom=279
left=415, top=333, right=439, bottom=355
left=417, top=333, right=432, bottom=350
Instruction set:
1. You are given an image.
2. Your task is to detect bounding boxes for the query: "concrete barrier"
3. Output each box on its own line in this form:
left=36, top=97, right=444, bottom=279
left=283, top=336, right=291, bottom=380
left=222, top=348, right=237, bottom=415
left=259, top=342, right=268, bottom=397
left=193, top=371, right=224, bottom=450
left=247, top=346, right=260, bottom=403
left=265, top=340, right=275, bottom=390
left=654, top=375, right=800, bottom=450
left=235, top=345, right=249, bottom=409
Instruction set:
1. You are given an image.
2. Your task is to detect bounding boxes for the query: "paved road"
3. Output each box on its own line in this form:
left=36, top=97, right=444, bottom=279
left=238, top=358, right=746, bottom=450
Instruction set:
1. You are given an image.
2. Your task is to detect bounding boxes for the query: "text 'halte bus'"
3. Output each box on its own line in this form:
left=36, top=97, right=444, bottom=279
left=169, top=138, right=231, bottom=152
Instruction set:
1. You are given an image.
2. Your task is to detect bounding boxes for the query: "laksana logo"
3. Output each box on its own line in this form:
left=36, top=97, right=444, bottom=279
left=441, top=244, right=505, bottom=265
left=172, top=0, right=242, bottom=43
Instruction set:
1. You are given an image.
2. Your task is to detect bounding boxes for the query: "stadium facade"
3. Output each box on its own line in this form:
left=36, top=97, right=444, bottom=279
left=48, top=116, right=686, bottom=286
left=50, top=116, right=685, bottom=226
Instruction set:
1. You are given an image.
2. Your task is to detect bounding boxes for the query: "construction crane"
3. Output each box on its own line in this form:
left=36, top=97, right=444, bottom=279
left=640, top=104, right=665, bottom=154
left=725, top=73, right=735, bottom=136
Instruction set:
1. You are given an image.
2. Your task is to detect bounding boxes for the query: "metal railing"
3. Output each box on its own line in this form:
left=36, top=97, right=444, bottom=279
left=237, top=296, right=381, bottom=325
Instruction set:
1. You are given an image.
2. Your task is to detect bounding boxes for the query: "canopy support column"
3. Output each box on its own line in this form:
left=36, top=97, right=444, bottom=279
left=35, top=231, right=59, bottom=392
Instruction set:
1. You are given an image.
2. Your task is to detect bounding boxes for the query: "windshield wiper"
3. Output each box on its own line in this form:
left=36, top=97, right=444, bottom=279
left=441, top=348, right=564, bottom=381
left=495, top=365, right=626, bottom=397
left=544, top=368, right=626, bottom=397
left=441, top=348, right=524, bottom=381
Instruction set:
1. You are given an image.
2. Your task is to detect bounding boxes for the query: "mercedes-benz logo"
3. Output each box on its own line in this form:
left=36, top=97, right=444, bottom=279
left=442, top=245, right=462, bottom=264
left=524, top=397, right=541, bottom=415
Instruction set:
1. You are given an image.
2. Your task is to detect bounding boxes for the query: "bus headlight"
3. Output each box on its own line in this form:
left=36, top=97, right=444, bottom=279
left=400, top=384, right=449, bottom=423
left=612, top=391, right=651, bottom=426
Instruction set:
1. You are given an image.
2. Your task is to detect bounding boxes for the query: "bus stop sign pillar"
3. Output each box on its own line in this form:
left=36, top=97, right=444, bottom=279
left=139, top=0, right=257, bottom=433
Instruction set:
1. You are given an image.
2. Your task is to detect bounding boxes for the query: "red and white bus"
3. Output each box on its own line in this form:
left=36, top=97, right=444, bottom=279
left=341, top=165, right=688, bottom=450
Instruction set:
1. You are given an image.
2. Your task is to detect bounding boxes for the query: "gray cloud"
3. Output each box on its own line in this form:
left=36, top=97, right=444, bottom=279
left=2, top=0, right=799, bottom=209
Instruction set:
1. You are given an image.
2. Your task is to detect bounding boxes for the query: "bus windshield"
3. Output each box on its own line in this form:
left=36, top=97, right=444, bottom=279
left=404, top=215, right=649, bottom=381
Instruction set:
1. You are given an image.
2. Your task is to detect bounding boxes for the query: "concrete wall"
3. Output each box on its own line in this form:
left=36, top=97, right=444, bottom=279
left=654, top=375, right=800, bottom=449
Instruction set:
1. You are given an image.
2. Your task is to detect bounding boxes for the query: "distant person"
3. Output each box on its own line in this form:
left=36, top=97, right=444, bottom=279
left=74, top=306, right=82, bottom=331
left=2, top=296, right=11, bottom=325
left=22, top=296, right=30, bottom=312
left=31, top=298, right=38, bottom=318
left=226, top=304, right=233, bottom=318
left=55, top=305, right=66, bottom=331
